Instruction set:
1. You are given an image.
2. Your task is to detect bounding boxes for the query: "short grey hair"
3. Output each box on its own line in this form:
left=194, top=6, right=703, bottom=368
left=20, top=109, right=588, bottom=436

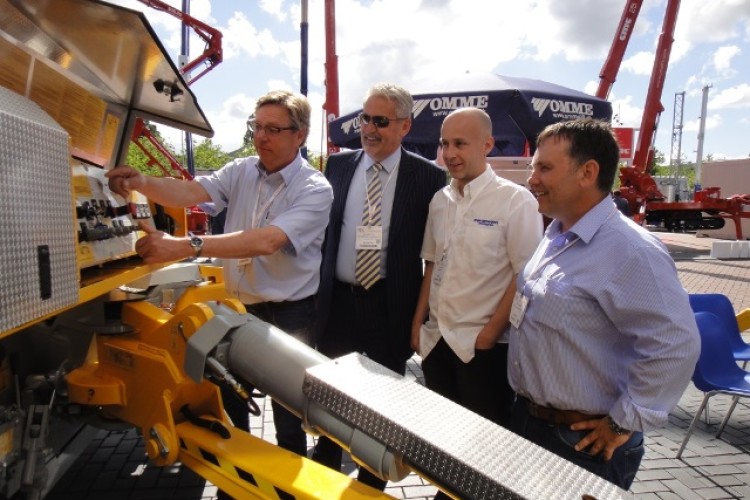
left=255, top=90, right=311, bottom=141
left=365, top=83, right=413, bottom=119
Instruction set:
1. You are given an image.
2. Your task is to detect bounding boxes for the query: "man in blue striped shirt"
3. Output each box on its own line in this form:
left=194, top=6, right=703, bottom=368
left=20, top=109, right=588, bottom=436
left=507, top=118, right=700, bottom=490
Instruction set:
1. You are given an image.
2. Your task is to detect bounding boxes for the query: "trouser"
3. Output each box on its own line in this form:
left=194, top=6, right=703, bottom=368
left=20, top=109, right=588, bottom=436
left=509, top=397, right=645, bottom=490
left=422, top=338, right=513, bottom=427
left=313, top=279, right=405, bottom=491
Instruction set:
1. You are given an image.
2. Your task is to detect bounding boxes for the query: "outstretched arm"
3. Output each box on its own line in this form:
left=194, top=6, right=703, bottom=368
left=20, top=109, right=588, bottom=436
left=134, top=221, right=289, bottom=264
left=106, top=166, right=211, bottom=207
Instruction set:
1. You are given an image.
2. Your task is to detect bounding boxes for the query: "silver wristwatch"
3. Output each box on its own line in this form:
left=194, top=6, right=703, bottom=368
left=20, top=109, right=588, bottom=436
left=188, top=232, right=204, bottom=258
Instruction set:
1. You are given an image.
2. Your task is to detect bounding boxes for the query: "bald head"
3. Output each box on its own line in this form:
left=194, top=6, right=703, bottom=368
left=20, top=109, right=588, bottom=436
left=444, top=107, right=493, bottom=137
left=440, top=107, right=495, bottom=193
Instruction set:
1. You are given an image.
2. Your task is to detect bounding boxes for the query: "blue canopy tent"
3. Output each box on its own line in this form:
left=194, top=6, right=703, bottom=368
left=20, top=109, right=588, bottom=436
left=328, top=73, right=612, bottom=159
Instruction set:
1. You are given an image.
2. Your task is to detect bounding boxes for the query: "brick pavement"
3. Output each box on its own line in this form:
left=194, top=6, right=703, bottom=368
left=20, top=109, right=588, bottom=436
left=48, top=232, right=750, bottom=499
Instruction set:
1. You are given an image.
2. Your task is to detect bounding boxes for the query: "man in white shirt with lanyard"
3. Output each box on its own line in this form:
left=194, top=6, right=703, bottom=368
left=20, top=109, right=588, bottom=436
left=106, top=90, right=333, bottom=465
left=412, top=107, right=542, bottom=453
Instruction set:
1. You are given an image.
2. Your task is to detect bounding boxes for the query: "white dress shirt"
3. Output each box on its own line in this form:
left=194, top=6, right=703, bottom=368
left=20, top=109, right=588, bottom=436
left=419, top=166, right=542, bottom=362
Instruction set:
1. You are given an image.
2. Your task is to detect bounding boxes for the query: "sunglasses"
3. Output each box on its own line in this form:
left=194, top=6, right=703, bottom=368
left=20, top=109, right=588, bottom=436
left=358, top=113, right=407, bottom=129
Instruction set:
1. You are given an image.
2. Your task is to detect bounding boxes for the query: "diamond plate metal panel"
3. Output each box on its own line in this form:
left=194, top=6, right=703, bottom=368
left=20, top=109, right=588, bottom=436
left=304, top=353, right=625, bottom=500
left=0, top=86, right=78, bottom=332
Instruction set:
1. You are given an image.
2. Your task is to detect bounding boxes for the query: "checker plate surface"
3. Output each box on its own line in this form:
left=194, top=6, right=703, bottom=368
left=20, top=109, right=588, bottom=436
left=0, top=87, right=78, bottom=332
left=304, top=353, right=625, bottom=500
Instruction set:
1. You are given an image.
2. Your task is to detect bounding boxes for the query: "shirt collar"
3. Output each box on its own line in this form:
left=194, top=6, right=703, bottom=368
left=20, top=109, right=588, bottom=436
left=447, top=164, right=493, bottom=201
left=362, top=148, right=401, bottom=174
left=255, top=151, right=303, bottom=185
left=547, top=196, right=616, bottom=245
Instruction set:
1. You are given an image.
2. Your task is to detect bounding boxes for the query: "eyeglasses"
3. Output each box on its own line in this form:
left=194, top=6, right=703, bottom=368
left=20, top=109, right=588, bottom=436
left=358, top=113, right=407, bottom=129
left=247, top=120, right=297, bottom=136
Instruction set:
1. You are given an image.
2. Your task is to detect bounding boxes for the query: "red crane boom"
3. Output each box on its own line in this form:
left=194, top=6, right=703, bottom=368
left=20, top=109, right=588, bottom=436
left=596, top=0, right=644, bottom=100
left=598, top=0, right=750, bottom=238
left=136, top=0, right=223, bottom=85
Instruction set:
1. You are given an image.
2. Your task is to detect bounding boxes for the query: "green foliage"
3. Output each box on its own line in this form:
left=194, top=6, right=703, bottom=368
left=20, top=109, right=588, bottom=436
left=125, top=124, right=244, bottom=176
left=650, top=149, right=698, bottom=189
left=229, top=142, right=257, bottom=159
left=191, top=139, right=231, bottom=170
left=126, top=123, right=182, bottom=177
left=651, top=149, right=665, bottom=170
left=306, top=150, right=326, bottom=171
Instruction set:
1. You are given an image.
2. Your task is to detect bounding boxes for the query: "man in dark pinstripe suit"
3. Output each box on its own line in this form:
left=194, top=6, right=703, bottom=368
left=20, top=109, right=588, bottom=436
left=312, top=83, right=446, bottom=490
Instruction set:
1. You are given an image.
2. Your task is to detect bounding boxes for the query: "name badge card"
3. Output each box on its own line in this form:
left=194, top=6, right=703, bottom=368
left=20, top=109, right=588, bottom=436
left=356, top=225, right=383, bottom=250
left=509, top=291, right=529, bottom=329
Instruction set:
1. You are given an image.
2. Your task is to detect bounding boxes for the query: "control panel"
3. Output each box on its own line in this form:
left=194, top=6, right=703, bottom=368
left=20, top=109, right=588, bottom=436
left=72, top=162, right=152, bottom=269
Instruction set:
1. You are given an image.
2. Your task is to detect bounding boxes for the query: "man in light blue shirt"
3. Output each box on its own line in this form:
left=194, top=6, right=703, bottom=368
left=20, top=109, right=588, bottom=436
left=507, top=118, right=700, bottom=490
left=107, top=90, right=333, bottom=465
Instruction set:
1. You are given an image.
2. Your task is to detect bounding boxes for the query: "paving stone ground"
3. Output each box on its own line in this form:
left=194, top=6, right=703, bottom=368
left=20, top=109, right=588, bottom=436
left=47, top=231, right=750, bottom=499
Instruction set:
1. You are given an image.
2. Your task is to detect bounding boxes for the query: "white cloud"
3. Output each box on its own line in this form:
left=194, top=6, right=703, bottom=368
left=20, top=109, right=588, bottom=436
left=260, top=0, right=287, bottom=22
left=109, top=0, right=750, bottom=159
left=311, top=0, right=635, bottom=112
left=622, top=51, right=655, bottom=75
left=205, top=93, right=257, bottom=152
left=713, top=45, right=741, bottom=75
left=677, top=0, right=750, bottom=45
left=525, top=0, right=631, bottom=61
left=608, top=95, right=645, bottom=128
left=265, top=80, right=294, bottom=93
left=683, top=113, right=722, bottom=133
left=221, top=12, right=281, bottom=60
left=111, top=0, right=216, bottom=55
left=709, top=84, right=750, bottom=109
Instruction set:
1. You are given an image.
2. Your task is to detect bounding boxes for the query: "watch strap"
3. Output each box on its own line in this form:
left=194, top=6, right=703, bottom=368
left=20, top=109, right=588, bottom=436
left=188, top=232, right=203, bottom=258
left=607, top=416, right=630, bottom=435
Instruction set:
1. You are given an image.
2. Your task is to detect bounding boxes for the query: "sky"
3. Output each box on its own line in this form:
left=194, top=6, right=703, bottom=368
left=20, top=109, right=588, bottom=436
left=112, top=0, right=750, bottom=163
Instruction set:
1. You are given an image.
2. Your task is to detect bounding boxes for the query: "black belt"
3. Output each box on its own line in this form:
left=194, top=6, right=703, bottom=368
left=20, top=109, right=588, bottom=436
left=244, top=295, right=314, bottom=321
left=334, top=279, right=386, bottom=296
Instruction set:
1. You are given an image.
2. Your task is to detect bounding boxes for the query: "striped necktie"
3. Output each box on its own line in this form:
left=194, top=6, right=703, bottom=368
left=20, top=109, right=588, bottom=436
left=355, top=162, right=383, bottom=289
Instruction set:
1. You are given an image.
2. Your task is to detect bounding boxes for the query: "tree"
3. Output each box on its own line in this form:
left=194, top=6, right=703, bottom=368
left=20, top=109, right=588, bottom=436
left=651, top=149, right=666, bottom=171
left=126, top=124, right=238, bottom=178
left=179, top=138, right=231, bottom=170
left=306, top=150, right=326, bottom=171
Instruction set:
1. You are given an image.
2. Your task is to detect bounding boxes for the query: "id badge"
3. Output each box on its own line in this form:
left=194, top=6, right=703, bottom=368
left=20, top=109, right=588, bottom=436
left=433, top=253, right=448, bottom=287
left=237, top=258, right=252, bottom=267
left=509, top=291, right=528, bottom=329
left=356, top=225, right=383, bottom=250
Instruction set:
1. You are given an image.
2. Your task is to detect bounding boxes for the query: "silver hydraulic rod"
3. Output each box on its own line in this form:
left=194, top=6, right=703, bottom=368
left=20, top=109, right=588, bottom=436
left=224, top=316, right=408, bottom=482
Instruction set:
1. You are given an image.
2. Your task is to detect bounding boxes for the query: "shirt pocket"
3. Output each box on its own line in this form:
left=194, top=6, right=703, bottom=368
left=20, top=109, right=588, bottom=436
left=464, top=222, right=504, bottom=269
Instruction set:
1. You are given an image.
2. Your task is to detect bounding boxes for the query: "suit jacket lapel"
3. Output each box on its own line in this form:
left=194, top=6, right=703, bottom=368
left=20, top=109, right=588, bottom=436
left=332, top=151, right=362, bottom=224
left=389, top=149, right=414, bottom=246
